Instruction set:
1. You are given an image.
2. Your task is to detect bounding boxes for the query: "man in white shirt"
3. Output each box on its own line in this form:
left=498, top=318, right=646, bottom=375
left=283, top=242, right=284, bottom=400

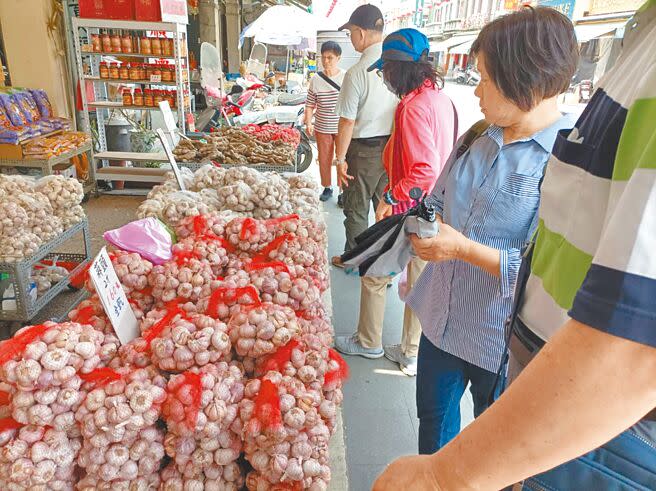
left=331, top=4, right=398, bottom=267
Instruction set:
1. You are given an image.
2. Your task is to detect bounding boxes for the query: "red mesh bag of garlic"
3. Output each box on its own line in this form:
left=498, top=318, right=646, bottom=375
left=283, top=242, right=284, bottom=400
left=0, top=423, right=81, bottom=490
left=239, top=372, right=332, bottom=490
left=148, top=250, right=220, bottom=304
left=0, top=322, right=105, bottom=433
left=174, top=212, right=229, bottom=241
left=228, top=303, right=299, bottom=359
left=172, top=234, right=231, bottom=278
left=138, top=302, right=231, bottom=372
left=67, top=296, right=122, bottom=364
left=75, top=366, right=167, bottom=489
left=160, top=460, right=245, bottom=491
left=197, top=280, right=262, bottom=323
left=264, top=215, right=327, bottom=249
left=162, top=362, right=245, bottom=483
left=225, top=217, right=275, bottom=254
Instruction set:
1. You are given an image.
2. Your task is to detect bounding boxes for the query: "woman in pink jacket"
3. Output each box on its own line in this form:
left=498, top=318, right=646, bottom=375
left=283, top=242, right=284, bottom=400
left=335, top=28, right=456, bottom=376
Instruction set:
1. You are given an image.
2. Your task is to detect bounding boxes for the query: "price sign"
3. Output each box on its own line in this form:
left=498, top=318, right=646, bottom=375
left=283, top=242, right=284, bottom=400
left=160, top=0, right=188, bottom=24
left=150, top=74, right=162, bottom=83
left=156, top=127, right=186, bottom=190
left=89, top=247, right=139, bottom=345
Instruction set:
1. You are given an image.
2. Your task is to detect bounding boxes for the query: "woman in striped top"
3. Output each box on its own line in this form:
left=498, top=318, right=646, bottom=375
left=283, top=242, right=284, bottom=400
left=304, top=42, right=345, bottom=202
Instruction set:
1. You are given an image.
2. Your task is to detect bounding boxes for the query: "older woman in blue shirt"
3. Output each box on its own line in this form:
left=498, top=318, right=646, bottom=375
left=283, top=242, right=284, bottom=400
left=405, top=7, right=579, bottom=453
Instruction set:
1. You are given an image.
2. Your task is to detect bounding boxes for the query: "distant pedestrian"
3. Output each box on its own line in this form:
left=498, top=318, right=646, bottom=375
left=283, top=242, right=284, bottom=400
left=405, top=7, right=579, bottom=453
left=331, top=4, right=398, bottom=266
left=304, top=41, right=346, bottom=202
left=334, top=28, right=456, bottom=377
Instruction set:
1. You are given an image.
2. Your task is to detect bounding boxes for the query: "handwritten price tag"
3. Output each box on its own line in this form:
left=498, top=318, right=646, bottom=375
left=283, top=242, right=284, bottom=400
left=89, top=247, right=139, bottom=345
left=150, top=74, right=162, bottom=83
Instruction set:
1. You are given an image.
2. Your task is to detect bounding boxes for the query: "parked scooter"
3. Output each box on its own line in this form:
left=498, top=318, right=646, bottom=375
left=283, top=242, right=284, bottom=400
left=454, top=66, right=480, bottom=86
left=579, top=79, right=593, bottom=103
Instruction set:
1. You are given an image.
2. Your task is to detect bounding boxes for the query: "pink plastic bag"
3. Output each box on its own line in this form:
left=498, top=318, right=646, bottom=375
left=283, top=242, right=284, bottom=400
left=103, top=217, right=173, bottom=265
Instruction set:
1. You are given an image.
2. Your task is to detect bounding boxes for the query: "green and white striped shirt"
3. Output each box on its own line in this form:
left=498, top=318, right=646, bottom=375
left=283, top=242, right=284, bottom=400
left=519, top=1, right=656, bottom=350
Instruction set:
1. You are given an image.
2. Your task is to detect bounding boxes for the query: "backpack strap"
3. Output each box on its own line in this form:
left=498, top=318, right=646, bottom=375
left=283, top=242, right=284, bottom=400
left=455, top=119, right=490, bottom=159
left=316, top=71, right=341, bottom=91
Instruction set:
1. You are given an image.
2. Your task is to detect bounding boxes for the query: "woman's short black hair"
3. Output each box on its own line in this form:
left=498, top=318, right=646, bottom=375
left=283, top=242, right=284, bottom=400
left=321, top=41, right=342, bottom=56
left=382, top=60, right=444, bottom=98
left=470, top=6, right=579, bottom=111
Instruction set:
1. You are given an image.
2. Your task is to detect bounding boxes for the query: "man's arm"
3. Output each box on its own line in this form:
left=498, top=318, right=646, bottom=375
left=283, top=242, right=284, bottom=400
left=335, top=117, right=356, bottom=187
left=374, top=320, right=656, bottom=490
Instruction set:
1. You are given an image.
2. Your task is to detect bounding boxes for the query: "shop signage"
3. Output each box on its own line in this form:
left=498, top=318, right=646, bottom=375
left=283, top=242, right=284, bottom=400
left=160, top=0, right=188, bottom=24
left=538, top=0, right=576, bottom=18
left=89, top=247, right=139, bottom=344
left=588, top=0, right=642, bottom=15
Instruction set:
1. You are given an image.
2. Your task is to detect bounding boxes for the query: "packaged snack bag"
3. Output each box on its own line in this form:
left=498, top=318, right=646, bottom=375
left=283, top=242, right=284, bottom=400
left=0, top=93, right=28, bottom=127
left=30, top=89, right=54, bottom=118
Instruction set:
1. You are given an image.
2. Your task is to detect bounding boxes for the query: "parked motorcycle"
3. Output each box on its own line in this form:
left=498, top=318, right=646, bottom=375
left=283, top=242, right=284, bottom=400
left=579, top=80, right=593, bottom=103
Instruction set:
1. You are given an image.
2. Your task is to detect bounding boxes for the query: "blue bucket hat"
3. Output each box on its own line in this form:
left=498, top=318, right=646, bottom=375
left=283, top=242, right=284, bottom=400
left=367, top=28, right=430, bottom=72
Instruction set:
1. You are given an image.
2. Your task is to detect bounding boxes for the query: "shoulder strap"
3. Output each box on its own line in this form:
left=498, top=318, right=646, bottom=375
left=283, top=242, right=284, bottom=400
left=455, top=119, right=490, bottom=159
left=450, top=101, right=459, bottom=148
left=317, top=71, right=341, bottom=92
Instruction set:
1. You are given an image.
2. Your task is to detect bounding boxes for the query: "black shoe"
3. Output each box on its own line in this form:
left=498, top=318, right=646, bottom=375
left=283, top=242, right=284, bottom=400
left=337, top=193, right=344, bottom=208
left=319, top=187, right=333, bottom=202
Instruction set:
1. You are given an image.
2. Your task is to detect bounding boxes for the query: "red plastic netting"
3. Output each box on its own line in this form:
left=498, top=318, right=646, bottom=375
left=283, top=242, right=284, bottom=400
left=0, top=323, right=52, bottom=365
left=260, top=339, right=301, bottom=373
left=173, top=249, right=201, bottom=265
left=139, top=300, right=189, bottom=350
left=246, top=260, right=291, bottom=276
left=324, top=349, right=349, bottom=388
left=0, top=417, right=23, bottom=432
left=205, top=285, right=261, bottom=318
left=254, top=379, right=282, bottom=429
left=79, top=367, right=122, bottom=387
left=265, top=214, right=300, bottom=226
left=252, top=233, right=295, bottom=263
left=0, top=391, right=10, bottom=406
left=163, top=371, right=202, bottom=431
left=73, top=305, right=97, bottom=325
left=240, top=217, right=259, bottom=240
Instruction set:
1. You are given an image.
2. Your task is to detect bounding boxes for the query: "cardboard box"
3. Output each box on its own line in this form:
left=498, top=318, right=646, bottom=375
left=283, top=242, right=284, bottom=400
left=105, top=0, right=135, bottom=20
left=0, top=142, right=25, bottom=160
left=79, top=0, right=107, bottom=18
left=135, top=0, right=161, bottom=21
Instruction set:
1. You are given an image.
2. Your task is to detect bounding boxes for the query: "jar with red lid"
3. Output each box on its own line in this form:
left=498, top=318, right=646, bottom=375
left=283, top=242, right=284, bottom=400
left=152, top=67, right=162, bottom=82
left=153, top=90, right=164, bottom=105
left=119, top=63, right=129, bottom=80
left=146, top=64, right=155, bottom=80
left=144, top=89, right=154, bottom=107
left=138, top=64, right=147, bottom=80
left=133, top=88, right=144, bottom=107
left=140, top=36, right=152, bottom=55
left=99, top=62, right=109, bottom=79
left=101, top=31, right=111, bottom=52
left=161, top=66, right=173, bottom=82
left=128, top=63, right=139, bottom=80
left=122, top=89, right=133, bottom=106
left=166, top=91, right=175, bottom=108
left=151, top=37, right=162, bottom=56
left=91, top=34, right=101, bottom=52
left=109, top=63, right=120, bottom=79
left=171, top=90, right=177, bottom=108
left=163, top=38, right=174, bottom=56
left=121, top=34, right=133, bottom=54
left=111, top=32, right=121, bottom=53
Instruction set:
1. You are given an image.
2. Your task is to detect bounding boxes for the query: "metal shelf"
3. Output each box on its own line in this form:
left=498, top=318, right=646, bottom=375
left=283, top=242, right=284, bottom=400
left=88, top=101, right=180, bottom=111
left=73, top=17, right=184, bottom=32
left=81, top=51, right=186, bottom=60
left=93, top=151, right=168, bottom=162
left=84, top=75, right=180, bottom=86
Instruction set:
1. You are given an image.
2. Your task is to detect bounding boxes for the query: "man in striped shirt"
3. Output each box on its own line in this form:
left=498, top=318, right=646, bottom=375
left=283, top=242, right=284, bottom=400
left=373, top=1, right=656, bottom=489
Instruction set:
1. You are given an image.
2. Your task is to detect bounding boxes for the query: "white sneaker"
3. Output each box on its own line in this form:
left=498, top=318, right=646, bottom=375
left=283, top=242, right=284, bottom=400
left=335, top=334, right=384, bottom=359
left=384, top=344, right=417, bottom=376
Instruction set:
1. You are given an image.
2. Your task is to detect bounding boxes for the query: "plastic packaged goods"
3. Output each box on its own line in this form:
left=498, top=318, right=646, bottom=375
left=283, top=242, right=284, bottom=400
left=151, top=37, right=162, bottom=56
left=110, top=32, right=121, bottom=53
left=101, top=31, right=111, bottom=52
left=91, top=33, right=101, bottom=52
left=121, top=33, right=133, bottom=54
left=140, top=35, right=152, bottom=55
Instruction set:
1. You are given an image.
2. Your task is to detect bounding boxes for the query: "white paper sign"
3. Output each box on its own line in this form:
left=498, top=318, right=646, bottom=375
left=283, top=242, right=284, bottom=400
left=89, top=247, right=139, bottom=345
left=156, top=127, right=186, bottom=191
left=159, top=100, right=177, bottom=134
left=150, top=74, right=162, bottom=83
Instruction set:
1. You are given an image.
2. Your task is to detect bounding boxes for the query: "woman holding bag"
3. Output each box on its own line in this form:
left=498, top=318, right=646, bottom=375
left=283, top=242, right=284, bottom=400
left=334, top=28, right=456, bottom=376
left=305, top=41, right=345, bottom=203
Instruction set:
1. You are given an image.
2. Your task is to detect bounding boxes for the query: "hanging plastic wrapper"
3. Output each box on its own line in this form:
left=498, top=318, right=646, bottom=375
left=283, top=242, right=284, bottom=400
left=103, top=217, right=174, bottom=265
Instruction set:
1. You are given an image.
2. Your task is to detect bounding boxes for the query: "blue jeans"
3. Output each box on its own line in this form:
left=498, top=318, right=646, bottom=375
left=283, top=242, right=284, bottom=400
left=416, top=334, right=501, bottom=454
left=521, top=424, right=656, bottom=490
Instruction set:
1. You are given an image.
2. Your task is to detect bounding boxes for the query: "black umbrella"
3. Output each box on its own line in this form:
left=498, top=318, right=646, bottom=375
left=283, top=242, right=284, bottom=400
left=341, top=188, right=440, bottom=277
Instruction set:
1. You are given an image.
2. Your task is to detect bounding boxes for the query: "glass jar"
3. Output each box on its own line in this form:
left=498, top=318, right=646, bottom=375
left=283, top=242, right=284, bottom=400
left=151, top=37, right=162, bottom=56
left=119, top=63, right=129, bottom=80
left=133, top=88, right=144, bottom=106
left=121, top=34, right=133, bottom=54
left=129, top=63, right=139, bottom=80
left=144, top=89, right=154, bottom=107
left=99, top=62, right=109, bottom=79
left=162, top=38, right=173, bottom=56
left=161, top=66, right=173, bottom=82
left=166, top=91, right=175, bottom=108
left=171, top=90, right=177, bottom=108
left=109, top=62, right=120, bottom=79
left=145, top=64, right=154, bottom=80
left=152, top=67, right=162, bottom=82
left=138, top=64, right=147, bottom=80
left=111, top=32, right=121, bottom=53
left=140, top=36, right=152, bottom=55
left=153, top=90, right=164, bottom=105
left=122, top=89, right=133, bottom=106
left=91, top=34, right=101, bottom=52
left=101, top=31, right=111, bottom=53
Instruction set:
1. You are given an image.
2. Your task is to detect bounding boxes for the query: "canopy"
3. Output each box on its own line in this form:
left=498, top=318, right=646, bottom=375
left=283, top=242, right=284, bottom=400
left=239, top=5, right=337, bottom=50
left=574, top=21, right=626, bottom=42
left=429, top=34, right=478, bottom=53
left=450, top=39, right=475, bottom=55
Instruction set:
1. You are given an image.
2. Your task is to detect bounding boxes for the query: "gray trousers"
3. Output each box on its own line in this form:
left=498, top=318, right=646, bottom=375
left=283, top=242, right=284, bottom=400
left=343, top=138, right=389, bottom=252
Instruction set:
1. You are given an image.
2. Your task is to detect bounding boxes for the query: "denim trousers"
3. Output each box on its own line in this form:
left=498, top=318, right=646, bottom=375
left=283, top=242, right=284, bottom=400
left=416, top=334, right=501, bottom=454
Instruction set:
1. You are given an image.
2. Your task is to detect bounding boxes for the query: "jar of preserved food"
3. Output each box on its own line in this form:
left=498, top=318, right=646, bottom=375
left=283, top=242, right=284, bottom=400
left=101, top=31, right=111, bottom=52
left=129, top=63, right=139, bottom=80
left=109, top=62, right=120, bottom=79
left=121, top=34, right=133, bottom=54
left=138, top=64, right=147, bottom=80
left=163, top=38, right=174, bottom=56
left=152, top=67, right=162, bottom=82
left=161, top=66, right=173, bottom=82
left=140, top=36, right=152, bottom=55
left=119, top=63, right=129, bottom=80
left=153, top=90, right=164, bottom=105
left=144, top=89, right=154, bottom=107
left=166, top=90, right=175, bottom=108
left=151, top=37, right=162, bottom=56
left=171, top=90, right=177, bottom=108
left=99, top=62, right=110, bottom=79
left=91, top=34, right=101, bottom=52
left=133, top=88, right=144, bottom=106
left=111, top=32, right=121, bottom=53
left=122, top=89, right=133, bottom=106
left=146, top=64, right=154, bottom=80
